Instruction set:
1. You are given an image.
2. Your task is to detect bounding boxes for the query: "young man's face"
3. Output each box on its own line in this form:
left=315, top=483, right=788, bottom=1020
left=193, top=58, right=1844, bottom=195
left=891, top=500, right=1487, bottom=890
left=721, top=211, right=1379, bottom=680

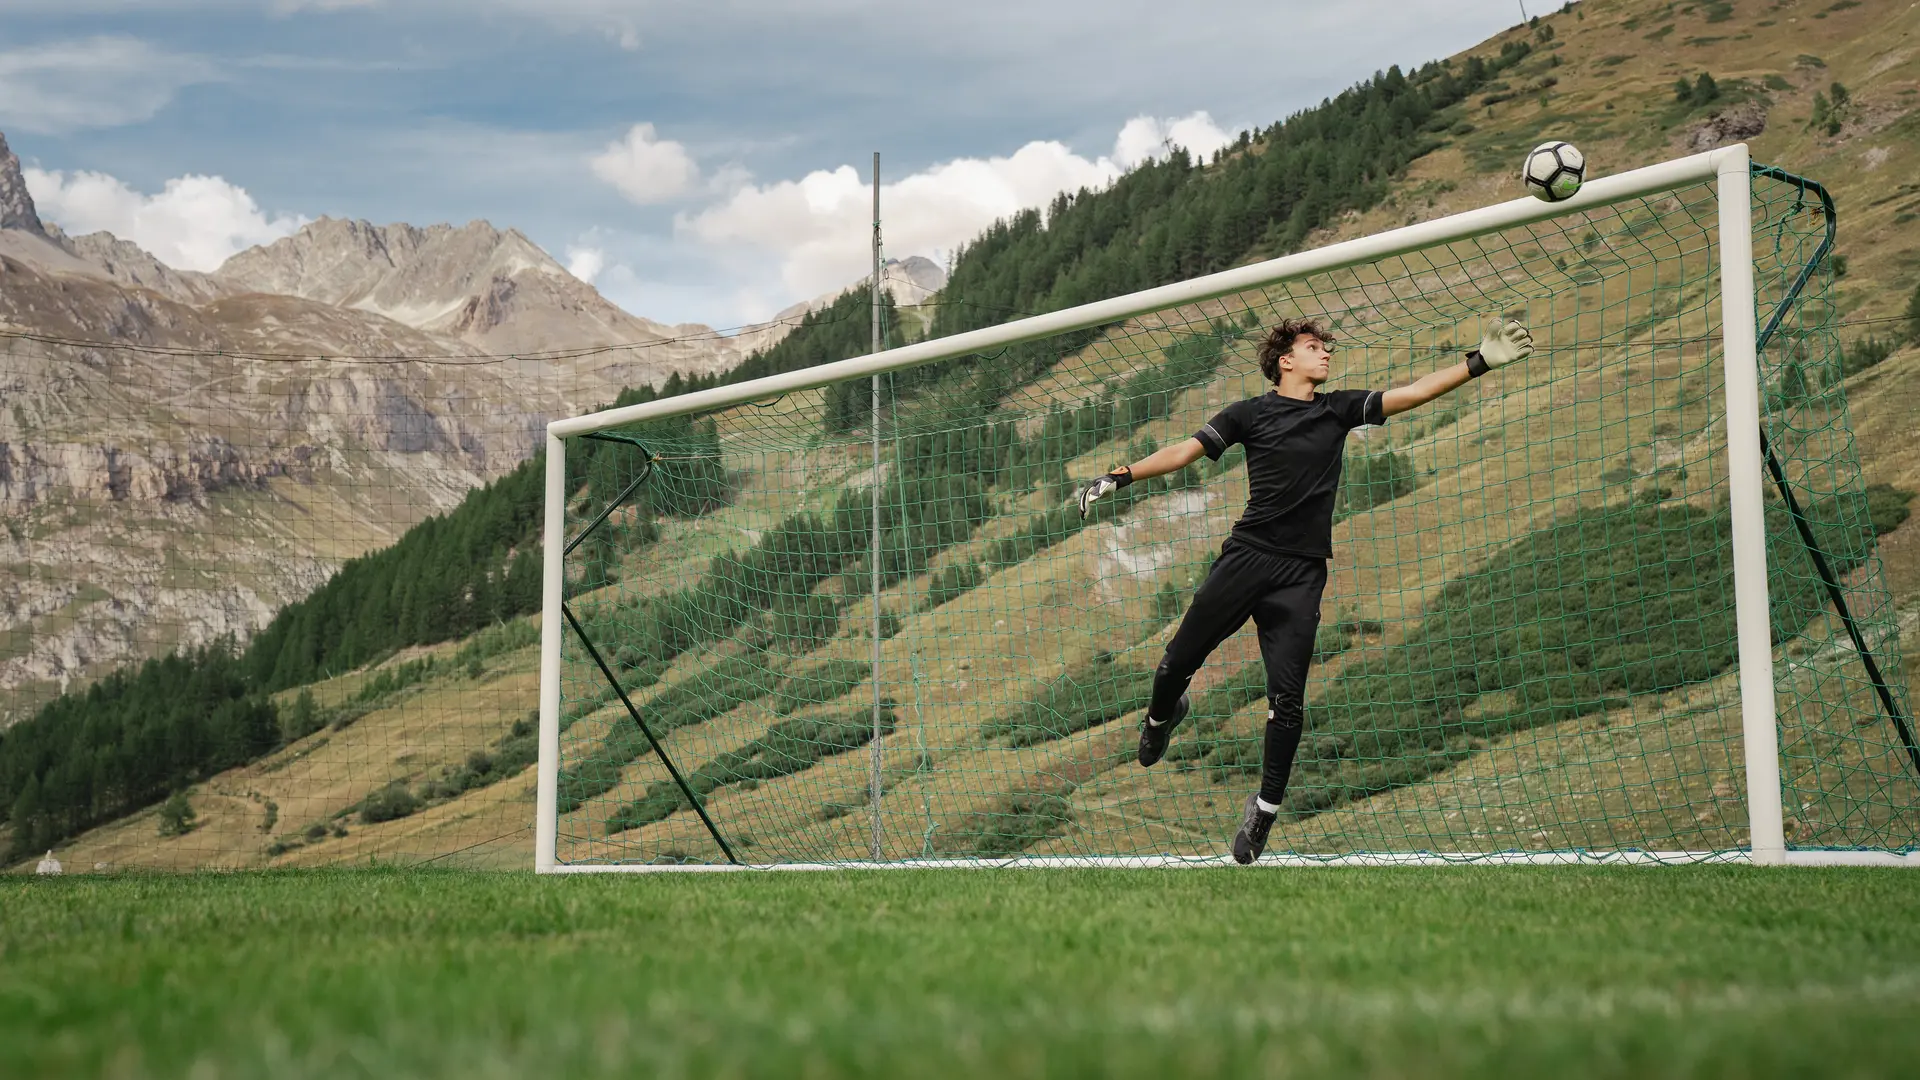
left=1282, top=333, right=1333, bottom=384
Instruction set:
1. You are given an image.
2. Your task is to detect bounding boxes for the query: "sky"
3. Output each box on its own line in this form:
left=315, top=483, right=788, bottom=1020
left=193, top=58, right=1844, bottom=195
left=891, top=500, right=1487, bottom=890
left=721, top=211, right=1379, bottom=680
left=0, top=0, right=1531, bottom=329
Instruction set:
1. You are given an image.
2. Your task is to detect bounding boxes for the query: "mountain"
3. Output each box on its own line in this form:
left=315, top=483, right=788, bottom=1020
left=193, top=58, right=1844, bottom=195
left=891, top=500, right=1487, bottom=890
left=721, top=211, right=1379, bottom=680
left=0, top=141, right=768, bottom=723
left=0, top=133, right=43, bottom=235
left=777, top=253, right=947, bottom=319
left=50, top=225, right=224, bottom=304
left=722, top=255, right=947, bottom=358
left=209, top=218, right=739, bottom=367
left=0, top=135, right=220, bottom=303
left=0, top=256, right=567, bottom=724
left=0, top=128, right=951, bottom=724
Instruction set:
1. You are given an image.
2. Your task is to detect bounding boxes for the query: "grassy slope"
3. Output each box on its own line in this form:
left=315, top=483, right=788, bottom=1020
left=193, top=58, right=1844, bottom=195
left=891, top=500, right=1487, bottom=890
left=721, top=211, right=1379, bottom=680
left=5, top=868, right=1920, bottom=1078
left=24, top=0, right=1920, bottom=870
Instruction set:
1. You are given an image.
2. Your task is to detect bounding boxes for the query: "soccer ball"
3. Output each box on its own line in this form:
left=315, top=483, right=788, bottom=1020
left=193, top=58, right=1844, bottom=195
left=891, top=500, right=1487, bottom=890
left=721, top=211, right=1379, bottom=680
left=1523, top=141, right=1585, bottom=202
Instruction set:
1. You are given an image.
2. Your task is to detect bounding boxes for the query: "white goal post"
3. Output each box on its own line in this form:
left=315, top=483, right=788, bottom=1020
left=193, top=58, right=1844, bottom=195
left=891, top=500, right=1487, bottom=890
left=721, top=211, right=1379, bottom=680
left=535, top=143, right=1919, bottom=872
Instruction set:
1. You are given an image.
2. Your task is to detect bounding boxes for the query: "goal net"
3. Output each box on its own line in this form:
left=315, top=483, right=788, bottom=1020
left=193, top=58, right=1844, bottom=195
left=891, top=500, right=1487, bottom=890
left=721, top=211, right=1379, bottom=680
left=537, top=146, right=1916, bottom=870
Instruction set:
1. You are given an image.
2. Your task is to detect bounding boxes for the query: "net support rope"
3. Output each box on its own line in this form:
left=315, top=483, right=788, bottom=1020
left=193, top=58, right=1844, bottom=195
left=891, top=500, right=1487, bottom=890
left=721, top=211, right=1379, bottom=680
left=560, top=604, right=737, bottom=864
left=1748, top=165, right=1918, bottom=778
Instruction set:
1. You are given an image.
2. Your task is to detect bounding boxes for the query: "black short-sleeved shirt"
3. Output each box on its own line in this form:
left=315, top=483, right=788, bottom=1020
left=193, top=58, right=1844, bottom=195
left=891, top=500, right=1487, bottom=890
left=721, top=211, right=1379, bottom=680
left=1194, top=388, right=1386, bottom=560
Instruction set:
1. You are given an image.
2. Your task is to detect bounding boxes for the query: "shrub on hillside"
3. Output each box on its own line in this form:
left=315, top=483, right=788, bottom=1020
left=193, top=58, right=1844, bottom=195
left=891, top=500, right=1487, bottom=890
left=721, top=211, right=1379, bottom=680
left=921, top=562, right=987, bottom=612
left=1839, top=336, right=1897, bottom=380
left=1674, top=72, right=1720, bottom=107
left=157, top=792, right=197, bottom=838
left=768, top=592, right=842, bottom=649
left=1809, top=82, right=1854, bottom=136
left=981, top=663, right=1156, bottom=747
left=358, top=782, right=422, bottom=825
left=606, top=706, right=898, bottom=832
left=1863, top=484, right=1914, bottom=538
left=932, top=789, right=1074, bottom=856
left=1339, top=451, right=1419, bottom=518
left=774, top=659, right=872, bottom=716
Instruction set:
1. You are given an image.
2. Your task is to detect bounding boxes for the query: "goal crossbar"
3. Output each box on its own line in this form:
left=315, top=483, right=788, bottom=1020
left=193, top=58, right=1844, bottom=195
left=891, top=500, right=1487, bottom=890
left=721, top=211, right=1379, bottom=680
left=547, top=146, right=1748, bottom=439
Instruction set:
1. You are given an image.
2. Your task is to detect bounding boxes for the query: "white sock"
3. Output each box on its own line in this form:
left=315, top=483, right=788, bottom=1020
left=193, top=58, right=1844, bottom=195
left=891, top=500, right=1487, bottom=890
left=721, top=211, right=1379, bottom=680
left=1256, top=796, right=1281, bottom=815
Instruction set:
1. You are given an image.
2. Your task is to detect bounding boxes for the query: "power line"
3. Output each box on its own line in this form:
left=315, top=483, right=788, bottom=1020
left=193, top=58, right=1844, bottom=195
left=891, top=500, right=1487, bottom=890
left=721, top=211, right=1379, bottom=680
left=0, top=295, right=1020, bottom=365
left=0, top=308, right=1907, bottom=367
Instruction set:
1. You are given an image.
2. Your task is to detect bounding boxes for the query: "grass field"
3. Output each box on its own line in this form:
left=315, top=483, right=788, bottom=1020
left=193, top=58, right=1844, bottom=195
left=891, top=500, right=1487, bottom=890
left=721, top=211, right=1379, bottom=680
left=5, top=869, right=1920, bottom=1078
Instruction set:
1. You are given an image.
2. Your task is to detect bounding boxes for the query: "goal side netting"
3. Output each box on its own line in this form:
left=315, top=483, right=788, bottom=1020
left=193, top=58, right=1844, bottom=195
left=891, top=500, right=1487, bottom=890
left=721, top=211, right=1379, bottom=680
left=536, top=146, right=1916, bottom=870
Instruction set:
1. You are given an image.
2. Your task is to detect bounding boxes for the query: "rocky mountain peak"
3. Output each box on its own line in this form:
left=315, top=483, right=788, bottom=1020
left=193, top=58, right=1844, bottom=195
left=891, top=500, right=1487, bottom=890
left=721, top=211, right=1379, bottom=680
left=60, top=231, right=223, bottom=304
left=0, top=131, right=48, bottom=236
left=884, top=255, right=947, bottom=304
left=210, top=217, right=573, bottom=335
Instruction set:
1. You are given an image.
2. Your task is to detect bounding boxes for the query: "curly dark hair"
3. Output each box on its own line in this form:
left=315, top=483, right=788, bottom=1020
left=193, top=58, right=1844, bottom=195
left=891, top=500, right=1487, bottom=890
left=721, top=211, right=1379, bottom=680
left=1257, top=318, right=1333, bottom=384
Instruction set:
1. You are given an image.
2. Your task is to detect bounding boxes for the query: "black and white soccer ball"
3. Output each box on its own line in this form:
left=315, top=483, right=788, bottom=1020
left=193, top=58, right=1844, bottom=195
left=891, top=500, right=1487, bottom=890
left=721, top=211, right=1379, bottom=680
left=1523, top=140, right=1586, bottom=202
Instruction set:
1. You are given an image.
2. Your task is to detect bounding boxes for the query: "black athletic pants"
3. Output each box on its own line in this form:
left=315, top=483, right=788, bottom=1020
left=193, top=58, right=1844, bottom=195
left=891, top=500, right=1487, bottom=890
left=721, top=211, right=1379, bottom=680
left=1149, top=540, right=1327, bottom=806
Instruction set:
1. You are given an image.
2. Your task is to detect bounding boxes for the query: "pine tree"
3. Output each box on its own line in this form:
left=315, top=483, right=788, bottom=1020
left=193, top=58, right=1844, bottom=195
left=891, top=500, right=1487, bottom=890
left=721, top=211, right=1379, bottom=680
left=286, top=688, right=321, bottom=741
left=8, top=775, right=42, bottom=859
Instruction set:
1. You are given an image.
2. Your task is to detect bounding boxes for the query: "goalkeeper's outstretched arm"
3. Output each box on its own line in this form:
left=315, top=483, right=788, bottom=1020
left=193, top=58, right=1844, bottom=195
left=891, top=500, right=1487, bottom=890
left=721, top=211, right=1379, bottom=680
left=1381, top=318, right=1533, bottom=418
left=1121, top=438, right=1208, bottom=483
left=1075, top=438, right=1206, bottom=517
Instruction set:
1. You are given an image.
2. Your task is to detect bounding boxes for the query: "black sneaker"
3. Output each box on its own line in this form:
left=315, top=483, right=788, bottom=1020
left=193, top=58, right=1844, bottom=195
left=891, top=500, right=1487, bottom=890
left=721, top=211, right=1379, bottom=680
left=1136, top=693, right=1189, bottom=767
left=1231, top=793, right=1277, bottom=865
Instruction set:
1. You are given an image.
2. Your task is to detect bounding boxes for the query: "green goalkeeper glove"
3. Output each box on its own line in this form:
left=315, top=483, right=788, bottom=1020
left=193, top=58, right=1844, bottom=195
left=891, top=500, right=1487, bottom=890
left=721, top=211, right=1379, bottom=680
left=1465, top=318, right=1534, bottom=377
left=1076, top=466, right=1132, bottom=519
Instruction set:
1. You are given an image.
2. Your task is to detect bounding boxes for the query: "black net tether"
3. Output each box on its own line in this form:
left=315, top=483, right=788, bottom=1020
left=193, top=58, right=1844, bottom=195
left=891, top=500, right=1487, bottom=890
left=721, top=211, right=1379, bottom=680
left=561, top=602, right=739, bottom=864
left=1749, top=163, right=1918, bottom=779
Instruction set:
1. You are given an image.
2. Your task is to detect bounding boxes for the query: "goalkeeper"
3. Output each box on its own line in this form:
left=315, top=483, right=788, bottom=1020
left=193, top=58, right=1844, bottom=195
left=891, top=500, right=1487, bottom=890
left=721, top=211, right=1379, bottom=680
left=1076, top=316, right=1533, bottom=864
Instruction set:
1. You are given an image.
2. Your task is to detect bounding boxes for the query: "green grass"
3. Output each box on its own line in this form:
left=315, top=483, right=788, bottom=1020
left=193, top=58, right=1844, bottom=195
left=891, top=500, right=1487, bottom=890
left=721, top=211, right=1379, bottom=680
left=4, top=869, right=1919, bottom=1078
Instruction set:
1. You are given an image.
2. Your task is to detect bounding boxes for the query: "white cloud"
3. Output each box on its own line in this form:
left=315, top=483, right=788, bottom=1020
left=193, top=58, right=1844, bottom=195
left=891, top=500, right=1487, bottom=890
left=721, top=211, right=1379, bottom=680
left=1113, top=112, right=1233, bottom=170
left=23, top=169, right=308, bottom=272
left=679, top=112, right=1232, bottom=309
left=590, top=123, right=699, bottom=204
left=565, top=245, right=606, bottom=284
left=0, top=37, right=214, bottom=135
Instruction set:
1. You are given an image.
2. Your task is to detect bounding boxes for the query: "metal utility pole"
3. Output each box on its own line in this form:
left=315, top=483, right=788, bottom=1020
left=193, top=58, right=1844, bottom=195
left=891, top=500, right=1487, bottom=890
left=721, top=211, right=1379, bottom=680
left=868, top=151, right=884, bottom=863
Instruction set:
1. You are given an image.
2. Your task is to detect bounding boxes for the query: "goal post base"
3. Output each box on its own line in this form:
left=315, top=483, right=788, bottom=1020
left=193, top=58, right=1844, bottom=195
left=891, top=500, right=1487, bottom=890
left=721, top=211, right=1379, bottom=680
left=537, top=850, right=1920, bottom=874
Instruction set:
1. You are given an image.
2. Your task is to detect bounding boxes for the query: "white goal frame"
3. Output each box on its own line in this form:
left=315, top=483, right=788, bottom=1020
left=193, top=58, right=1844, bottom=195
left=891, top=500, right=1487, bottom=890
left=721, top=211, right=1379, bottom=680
left=535, top=143, right=1918, bottom=872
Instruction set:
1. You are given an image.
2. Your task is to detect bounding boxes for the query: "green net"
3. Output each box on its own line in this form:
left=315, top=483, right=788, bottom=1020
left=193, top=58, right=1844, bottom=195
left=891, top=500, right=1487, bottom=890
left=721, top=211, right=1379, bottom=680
left=1752, top=172, right=1918, bottom=851
left=552, top=165, right=1916, bottom=866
